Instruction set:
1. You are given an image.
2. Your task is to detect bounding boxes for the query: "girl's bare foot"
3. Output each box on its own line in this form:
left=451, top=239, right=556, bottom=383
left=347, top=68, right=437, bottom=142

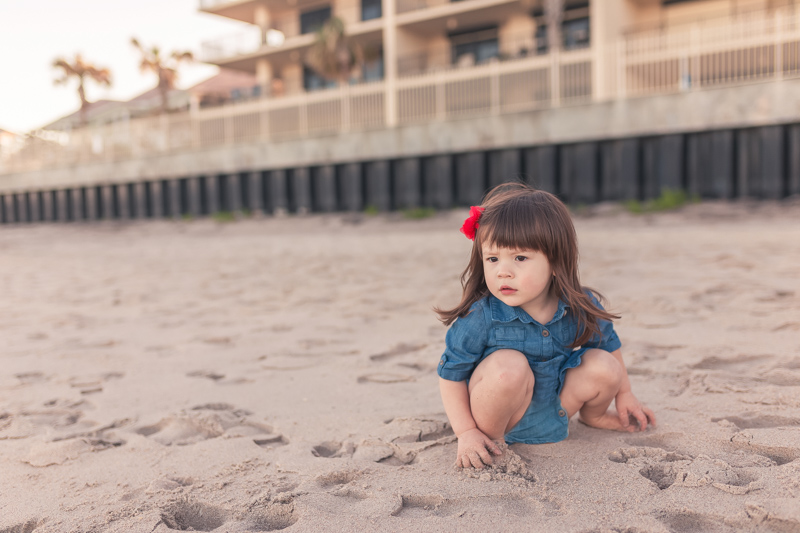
left=578, top=411, right=632, bottom=432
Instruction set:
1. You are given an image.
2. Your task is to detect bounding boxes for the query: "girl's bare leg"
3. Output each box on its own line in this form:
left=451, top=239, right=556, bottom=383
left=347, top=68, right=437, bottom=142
left=468, top=349, right=534, bottom=440
left=559, top=349, right=626, bottom=430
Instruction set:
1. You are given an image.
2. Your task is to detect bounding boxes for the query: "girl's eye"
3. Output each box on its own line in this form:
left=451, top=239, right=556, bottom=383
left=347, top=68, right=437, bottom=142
left=487, top=257, right=498, bottom=263
left=515, top=256, right=527, bottom=262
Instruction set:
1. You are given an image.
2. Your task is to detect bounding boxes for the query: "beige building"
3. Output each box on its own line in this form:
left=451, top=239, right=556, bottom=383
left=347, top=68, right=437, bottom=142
left=2, top=0, right=800, bottom=222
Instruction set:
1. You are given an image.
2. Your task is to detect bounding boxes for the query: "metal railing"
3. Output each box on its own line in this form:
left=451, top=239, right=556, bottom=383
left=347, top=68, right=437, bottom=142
left=5, top=7, right=800, bottom=177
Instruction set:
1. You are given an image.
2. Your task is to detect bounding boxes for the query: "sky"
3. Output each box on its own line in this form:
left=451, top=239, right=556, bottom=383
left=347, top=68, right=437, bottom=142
left=1, top=0, right=251, bottom=133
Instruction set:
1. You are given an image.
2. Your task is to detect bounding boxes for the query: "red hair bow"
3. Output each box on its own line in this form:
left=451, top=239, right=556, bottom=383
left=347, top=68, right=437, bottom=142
left=460, top=206, right=485, bottom=241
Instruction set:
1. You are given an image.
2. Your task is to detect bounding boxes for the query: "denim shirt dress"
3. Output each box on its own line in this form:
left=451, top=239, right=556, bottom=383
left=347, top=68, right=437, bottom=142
left=438, top=293, right=621, bottom=445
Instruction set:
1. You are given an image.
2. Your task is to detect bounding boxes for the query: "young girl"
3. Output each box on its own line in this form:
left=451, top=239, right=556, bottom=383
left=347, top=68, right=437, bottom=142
left=436, top=183, right=656, bottom=469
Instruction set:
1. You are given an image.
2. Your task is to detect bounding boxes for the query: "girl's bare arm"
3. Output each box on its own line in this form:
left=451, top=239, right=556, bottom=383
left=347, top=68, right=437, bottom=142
left=439, top=378, right=501, bottom=468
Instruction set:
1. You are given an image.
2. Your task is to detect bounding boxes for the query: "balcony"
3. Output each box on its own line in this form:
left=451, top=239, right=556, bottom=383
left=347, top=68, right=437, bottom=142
left=6, top=7, right=800, bottom=177
left=200, top=5, right=383, bottom=65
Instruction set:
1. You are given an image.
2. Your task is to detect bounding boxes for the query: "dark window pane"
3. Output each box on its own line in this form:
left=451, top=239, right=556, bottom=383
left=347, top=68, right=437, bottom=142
left=361, top=0, right=382, bottom=21
left=449, top=26, right=499, bottom=65
left=300, top=6, right=331, bottom=34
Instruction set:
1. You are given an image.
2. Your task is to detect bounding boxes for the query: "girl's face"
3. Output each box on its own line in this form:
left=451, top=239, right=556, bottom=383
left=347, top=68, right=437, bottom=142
left=481, top=243, right=554, bottom=318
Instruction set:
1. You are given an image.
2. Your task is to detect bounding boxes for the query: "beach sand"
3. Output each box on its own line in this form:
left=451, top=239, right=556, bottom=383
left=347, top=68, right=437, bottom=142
left=1, top=201, right=799, bottom=532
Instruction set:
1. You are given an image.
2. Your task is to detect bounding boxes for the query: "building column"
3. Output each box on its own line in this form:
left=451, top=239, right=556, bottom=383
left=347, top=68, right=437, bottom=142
left=423, top=156, right=452, bottom=209
left=2, top=195, right=14, bottom=223
left=187, top=177, right=202, bottom=217
left=56, top=190, right=69, bottom=222
left=41, top=191, right=54, bottom=222
left=291, top=168, right=311, bottom=214
left=205, top=175, right=219, bottom=215
left=393, top=158, right=421, bottom=210
left=100, top=185, right=114, bottom=220
left=70, top=188, right=84, bottom=222
left=15, top=193, right=29, bottom=223
left=365, top=161, right=391, bottom=211
left=168, top=179, right=181, bottom=218
left=313, top=166, right=337, bottom=212
left=340, top=163, right=362, bottom=211
left=28, top=192, right=41, bottom=223
left=84, top=187, right=97, bottom=221
left=226, top=174, right=241, bottom=213
left=382, top=0, right=398, bottom=127
left=248, top=171, right=264, bottom=214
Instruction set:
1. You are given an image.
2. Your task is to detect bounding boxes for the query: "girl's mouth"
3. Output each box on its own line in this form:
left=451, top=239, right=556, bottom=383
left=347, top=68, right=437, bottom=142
left=499, top=286, right=516, bottom=295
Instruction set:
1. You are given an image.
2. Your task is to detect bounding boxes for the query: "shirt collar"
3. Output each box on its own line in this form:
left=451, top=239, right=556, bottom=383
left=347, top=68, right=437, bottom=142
left=489, top=295, right=569, bottom=325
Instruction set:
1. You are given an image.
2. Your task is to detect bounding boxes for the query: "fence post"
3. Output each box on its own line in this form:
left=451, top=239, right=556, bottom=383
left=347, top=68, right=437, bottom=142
left=775, top=11, right=784, bottom=80
left=490, top=60, right=501, bottom=115
left=300, top=99, right=309, bottom=136
left=342, top=86, right=351, bottom=132
left=690, top=24, right=700, bottom=90
left=550, top=47, right=561, bottom=106
left=616, top=38, right=626, bottom=99
left=436, top=71, right=446, bottom=120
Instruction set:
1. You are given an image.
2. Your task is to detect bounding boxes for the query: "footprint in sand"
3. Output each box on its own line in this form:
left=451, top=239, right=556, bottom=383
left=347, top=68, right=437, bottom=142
left=316, top=469, right=371, bottom=501
left=0, top=518, right=42, bottom=533
left=390, top=493, right=546, bottom=519
left=187, top=370, right=253, bottom=385
left=311, top=418, right=455, bottom=465
left=159, top=497, right=297, bottom=532
left=14, top=372, right=48, bottom=385
left=712, top=412, right=800, bottom=429
left=135, top=404, right=286, bottom=447
left=356, top=373, right=415, bottom=384
left=690, top=354, right=774, bottom=371
left=609, top=446, right=761, bottom=494
left=369, top=342, right=427, bottom=362
left=68, top=371, right=125, bottom=395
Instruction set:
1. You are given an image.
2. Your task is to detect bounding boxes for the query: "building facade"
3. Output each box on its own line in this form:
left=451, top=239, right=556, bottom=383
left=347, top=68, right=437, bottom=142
left=1, top=0, right=800, bottom=224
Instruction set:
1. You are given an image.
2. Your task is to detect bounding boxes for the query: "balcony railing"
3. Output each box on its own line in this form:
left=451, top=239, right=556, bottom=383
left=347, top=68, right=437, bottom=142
left=5, top=7, right=800, bottom=177
left=200, top=6, right=375, bottom=63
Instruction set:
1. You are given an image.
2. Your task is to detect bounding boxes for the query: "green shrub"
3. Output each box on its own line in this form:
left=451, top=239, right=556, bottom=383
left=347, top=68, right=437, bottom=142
left=363, top=204, right=379, bottom=216
left=402, top=207, right=436, bottom=219
left=624, top=189, right=693, bottom=214
left=212, top=211, right=236, bottom=223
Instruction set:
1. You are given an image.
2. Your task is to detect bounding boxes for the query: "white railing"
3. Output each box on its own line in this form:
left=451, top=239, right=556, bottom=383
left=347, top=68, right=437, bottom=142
left=5, top=7, right=800, bottom=177
left=621, top=7, right=800, bottom=96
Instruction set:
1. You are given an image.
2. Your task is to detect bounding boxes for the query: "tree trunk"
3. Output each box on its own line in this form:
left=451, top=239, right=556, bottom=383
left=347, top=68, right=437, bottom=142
left=78, top=79, right=88, bottom=127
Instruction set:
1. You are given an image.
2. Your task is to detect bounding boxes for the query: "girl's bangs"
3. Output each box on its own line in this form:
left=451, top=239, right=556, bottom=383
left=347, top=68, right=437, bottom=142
left=478, top=198, right=547, bottom=252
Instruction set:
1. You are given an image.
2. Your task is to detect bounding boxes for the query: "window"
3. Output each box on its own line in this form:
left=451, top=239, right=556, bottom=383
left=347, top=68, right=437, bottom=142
left=361, top=0, right=382, bottom=21
left=534, top=16, right=590, bottom=54
left=450, top=26, right=499, bottom=66
left=300, top=6, right=331, bottom=35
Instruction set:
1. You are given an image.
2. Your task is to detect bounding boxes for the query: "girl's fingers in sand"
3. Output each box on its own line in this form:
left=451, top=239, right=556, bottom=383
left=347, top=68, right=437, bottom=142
left=456, top=428, right=501, bottom=469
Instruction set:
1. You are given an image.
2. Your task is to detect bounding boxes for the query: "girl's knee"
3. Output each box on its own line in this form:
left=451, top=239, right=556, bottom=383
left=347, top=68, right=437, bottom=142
left=582, top=349, right=623, bottom=386
left=474, top=349, right=533, bottom=391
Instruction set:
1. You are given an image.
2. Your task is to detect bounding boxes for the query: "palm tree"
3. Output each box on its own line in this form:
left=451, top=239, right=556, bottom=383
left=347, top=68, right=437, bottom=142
left=304, top=17, right=364, bottom=86
left=52, top=54, right=112, bottom=126
left=131, top=38, right=194, bottom=113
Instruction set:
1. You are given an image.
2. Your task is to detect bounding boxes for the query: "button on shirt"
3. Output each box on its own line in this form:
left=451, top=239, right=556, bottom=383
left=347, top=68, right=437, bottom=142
left=438, top=293, right=622, bottom=382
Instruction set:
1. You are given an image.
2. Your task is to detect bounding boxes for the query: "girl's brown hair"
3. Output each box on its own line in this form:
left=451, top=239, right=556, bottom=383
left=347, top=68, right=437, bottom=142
left=435, top=182, right=619, bottom=348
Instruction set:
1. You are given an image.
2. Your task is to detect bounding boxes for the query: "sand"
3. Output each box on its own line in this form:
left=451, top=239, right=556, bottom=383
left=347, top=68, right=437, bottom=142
left=1, top=201, right=799, bottom=533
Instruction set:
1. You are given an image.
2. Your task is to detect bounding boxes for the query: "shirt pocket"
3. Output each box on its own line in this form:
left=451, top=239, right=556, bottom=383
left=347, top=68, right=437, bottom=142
left=494, top=326, right=527, bottom=343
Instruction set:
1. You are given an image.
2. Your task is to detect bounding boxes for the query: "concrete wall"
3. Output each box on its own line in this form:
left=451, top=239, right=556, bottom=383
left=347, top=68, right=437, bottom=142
left=3, top=122, right=798, bottom=225
left=4, top=78, right=800, bottom=193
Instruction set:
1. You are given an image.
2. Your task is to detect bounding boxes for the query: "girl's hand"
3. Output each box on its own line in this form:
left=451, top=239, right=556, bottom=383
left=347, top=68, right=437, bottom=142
left=614, top=391, right=656, bottom=431
left=456, top=428, right=502, bottom=468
